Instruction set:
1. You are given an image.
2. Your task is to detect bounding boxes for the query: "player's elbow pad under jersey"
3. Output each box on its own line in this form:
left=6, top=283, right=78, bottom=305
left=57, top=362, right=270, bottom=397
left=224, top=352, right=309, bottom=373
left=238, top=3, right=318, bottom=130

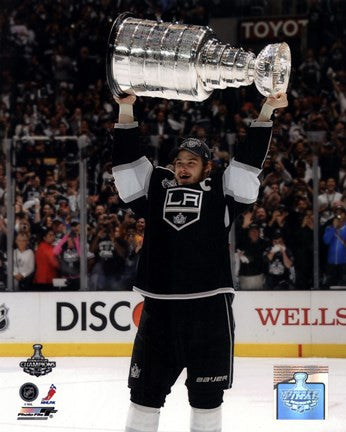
left=110, top=123, right=153, bottom=203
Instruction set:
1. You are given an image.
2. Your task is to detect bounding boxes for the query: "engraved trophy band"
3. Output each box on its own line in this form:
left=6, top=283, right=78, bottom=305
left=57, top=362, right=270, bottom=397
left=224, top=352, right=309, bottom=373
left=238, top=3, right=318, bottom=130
left=107, top=13, right=291, bottom=101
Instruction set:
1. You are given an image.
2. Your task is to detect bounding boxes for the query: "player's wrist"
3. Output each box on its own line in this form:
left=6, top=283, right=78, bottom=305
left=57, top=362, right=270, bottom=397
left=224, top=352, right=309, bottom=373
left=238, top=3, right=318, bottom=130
left=119, top=104, right=134, bottom=118
left=257, top=103, right=275, bottom=121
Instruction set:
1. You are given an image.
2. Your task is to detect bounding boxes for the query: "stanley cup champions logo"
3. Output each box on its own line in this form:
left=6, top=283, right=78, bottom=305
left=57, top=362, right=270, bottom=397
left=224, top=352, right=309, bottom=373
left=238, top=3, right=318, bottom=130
left=19, top=344, right=56, bottom=377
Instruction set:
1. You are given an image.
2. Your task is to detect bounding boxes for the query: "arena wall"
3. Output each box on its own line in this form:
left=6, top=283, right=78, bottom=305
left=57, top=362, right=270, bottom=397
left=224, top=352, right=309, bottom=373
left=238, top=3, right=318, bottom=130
left=0, top=291, right=345, bottom=357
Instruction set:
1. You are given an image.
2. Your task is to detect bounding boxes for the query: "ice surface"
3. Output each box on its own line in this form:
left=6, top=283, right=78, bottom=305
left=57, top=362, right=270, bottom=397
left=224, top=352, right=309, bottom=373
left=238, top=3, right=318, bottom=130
left=0, top=356, right=345, bottom=432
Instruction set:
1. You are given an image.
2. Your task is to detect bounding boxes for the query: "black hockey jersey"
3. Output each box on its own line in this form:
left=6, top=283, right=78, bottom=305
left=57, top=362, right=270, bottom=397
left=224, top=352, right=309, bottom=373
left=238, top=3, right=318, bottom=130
left=110, top=121, right=272, bottom=299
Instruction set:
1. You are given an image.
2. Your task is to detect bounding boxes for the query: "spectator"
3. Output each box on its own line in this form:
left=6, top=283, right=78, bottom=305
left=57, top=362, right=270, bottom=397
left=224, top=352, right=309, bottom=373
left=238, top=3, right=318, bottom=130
left=318, top=177, right=342, bottom=225
left=293, top=208, right=314, bottom=290
left=323, top=204, right=346, bottom=288
left=122, top=225, right=143, bottom=290
left=298, top=49, right=321, bottom=95
left=13, top=232, right=35, bottom=290
left=252, top=205, right=270, bottom=240
left=52, top=218, right=66, bottom=246
left=150, top=110, right=176, bottom=166
left=89, top=218, right=128, bottom=290
left=0, top=250, right=6, bottom=291
left=237, top=224, right=268, bottom=290
left=53, top=219, right=81, bottom=290
left=319, top=140, right=340, bottom=182
left=135, top=217, right=145, bottom=243
left=267, top=205, right=290, bottom=242
left=264, top=230, right=295, bottom=290
left=0, top=214, right=7, bottom=253
left=33, top=228, right=59, bottom=290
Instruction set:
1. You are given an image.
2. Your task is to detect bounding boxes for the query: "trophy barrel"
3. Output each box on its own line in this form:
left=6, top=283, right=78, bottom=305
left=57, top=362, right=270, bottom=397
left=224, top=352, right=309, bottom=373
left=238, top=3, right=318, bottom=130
left=107, top=13, right=213, bottom=101
left=106, top=14, right=291, bottom=101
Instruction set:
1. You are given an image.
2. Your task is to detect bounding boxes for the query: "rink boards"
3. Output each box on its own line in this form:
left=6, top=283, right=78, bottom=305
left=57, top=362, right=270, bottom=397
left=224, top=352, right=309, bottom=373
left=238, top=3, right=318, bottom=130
left=0, top=291, right=346, bottom=357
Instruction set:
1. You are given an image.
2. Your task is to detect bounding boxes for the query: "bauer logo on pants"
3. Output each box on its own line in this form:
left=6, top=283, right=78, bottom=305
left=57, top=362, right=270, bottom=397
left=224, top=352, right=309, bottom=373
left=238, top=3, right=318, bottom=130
left=163, top=188, right=203, bottom=231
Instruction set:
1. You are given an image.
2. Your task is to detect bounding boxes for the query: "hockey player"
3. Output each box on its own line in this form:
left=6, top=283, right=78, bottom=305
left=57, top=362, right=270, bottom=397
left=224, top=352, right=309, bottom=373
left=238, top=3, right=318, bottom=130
left=110, top=92, right=288, bottom=432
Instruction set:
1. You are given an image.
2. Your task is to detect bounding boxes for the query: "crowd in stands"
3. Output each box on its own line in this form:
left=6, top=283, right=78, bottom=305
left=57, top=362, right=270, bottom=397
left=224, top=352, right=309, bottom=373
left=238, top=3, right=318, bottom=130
left=0, top=0, right=346, bottom=291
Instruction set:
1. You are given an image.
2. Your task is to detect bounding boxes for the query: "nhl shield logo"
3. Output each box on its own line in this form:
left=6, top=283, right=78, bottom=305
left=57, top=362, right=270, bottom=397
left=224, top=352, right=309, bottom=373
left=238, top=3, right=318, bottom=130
left=0, top=303, right=9, bottom=331
left=163, top=188, right=203, bottom=231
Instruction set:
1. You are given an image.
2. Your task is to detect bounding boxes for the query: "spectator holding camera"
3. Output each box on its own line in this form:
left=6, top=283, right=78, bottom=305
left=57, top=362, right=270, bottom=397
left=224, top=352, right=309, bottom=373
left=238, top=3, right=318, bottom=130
left=53, top=219, right=81, bottom=290
left=13, top=232, right=35, bottom=291
left=264, top=230, right=295, bottom=290
left=267, top=205, right=290, bottom=241
left=323, top=204, right=346, bottom=287
left=318, top=177, right=342, bottom=225
left=22, top=172, right=42, bottom=202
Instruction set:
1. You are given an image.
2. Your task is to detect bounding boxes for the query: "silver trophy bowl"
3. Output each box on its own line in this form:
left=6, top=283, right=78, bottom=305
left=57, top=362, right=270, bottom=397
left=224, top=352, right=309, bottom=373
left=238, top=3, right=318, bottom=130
left=107, top=13, right=291, bottom=101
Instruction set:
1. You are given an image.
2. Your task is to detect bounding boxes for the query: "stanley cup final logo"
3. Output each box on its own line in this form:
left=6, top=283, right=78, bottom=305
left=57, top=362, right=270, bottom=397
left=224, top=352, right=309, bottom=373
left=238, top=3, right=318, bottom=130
left=19, top=344, right=56, bottom=377
left=274, top=366, right=327, bottom=420
left=281, top=372, right=319, bottom=413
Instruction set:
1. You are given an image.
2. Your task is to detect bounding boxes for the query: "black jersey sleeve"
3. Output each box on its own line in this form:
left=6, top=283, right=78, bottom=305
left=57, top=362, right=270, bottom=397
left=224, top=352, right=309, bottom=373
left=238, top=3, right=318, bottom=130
left=234, top=121, right=273, bottom=169
left=223, top=121, right=272, bottom=204
left=110, top=122, right=153, bottom=205
left=110, top=122, right=142, bottom=165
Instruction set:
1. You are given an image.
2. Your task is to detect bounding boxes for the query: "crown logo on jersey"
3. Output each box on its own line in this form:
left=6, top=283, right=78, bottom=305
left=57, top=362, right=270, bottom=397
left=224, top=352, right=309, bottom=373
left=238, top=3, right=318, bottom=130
left=173, top=213, right=187, bottom=225
left=162, top=178, right=177, bottom=189
left=130, top=363, right=141, bottom=379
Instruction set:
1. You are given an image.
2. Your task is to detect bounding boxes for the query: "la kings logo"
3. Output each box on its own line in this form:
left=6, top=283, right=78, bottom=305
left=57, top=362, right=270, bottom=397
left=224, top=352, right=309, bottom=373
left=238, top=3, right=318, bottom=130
left=163, top=188, right=203, bottom=231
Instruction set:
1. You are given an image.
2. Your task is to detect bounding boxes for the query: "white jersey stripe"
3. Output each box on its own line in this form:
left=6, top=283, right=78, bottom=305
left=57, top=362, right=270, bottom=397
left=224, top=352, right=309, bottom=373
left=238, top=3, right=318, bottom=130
left=133, top=286, right=235, bottom=300
left=223, top=294, right=233, bottom=389
left=112, top=156, right=153, bottom=203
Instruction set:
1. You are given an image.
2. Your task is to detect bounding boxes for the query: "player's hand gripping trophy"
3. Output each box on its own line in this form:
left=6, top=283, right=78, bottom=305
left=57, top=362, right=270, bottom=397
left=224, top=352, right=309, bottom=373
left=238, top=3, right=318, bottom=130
left=106, top=13, right=291, bottom=101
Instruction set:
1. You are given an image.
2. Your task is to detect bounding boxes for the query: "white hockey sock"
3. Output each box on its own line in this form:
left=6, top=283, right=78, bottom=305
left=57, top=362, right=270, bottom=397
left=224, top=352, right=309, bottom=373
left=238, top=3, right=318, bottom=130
left=125, top=402, right=160, bottom=432
left=190, top=406, right=222, bottom=432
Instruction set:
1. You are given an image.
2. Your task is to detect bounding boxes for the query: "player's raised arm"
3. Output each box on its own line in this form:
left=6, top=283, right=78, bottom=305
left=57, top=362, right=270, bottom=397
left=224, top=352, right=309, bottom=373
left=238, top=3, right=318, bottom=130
left=256, top=92, right=288, bottom=122
left=223, top=93, right=288, bottom=205
left=114, top=95, right=137, bottom=124
left=110, top=95, right=153, bottom=205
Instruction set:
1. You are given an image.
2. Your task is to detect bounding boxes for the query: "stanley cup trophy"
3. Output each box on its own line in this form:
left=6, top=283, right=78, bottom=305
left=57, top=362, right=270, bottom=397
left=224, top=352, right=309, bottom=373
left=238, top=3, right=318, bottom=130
left=106, top=13, right=291, bottom=101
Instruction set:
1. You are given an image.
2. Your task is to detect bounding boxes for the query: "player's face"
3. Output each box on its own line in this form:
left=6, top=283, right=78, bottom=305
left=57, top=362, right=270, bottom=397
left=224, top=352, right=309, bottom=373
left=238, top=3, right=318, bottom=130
left=174, top=150, right=209, bottom=185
